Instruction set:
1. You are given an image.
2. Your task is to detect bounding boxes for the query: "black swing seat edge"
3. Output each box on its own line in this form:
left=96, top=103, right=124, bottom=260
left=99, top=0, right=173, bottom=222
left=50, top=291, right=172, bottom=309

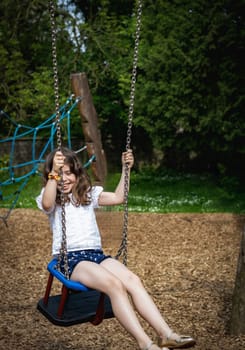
left=37, top=290, right=114, bottom=327
left=37, top=258, right=114, bottom=326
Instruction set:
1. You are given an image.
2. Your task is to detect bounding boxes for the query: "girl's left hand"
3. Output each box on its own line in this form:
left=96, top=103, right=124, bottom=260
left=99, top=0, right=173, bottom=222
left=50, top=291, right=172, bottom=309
left=122, top=149, right=134, bottom=169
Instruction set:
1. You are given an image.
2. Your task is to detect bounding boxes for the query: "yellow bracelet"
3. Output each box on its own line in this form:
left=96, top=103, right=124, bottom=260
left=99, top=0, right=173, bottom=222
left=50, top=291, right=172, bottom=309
left=48, top=173, right=61, bottom=181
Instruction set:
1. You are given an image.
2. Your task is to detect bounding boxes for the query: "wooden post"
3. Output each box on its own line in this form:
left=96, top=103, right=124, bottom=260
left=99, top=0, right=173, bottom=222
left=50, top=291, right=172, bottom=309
left=70, top=73, right=107, bottom=185
left=230, top=226, right=245, bottom=334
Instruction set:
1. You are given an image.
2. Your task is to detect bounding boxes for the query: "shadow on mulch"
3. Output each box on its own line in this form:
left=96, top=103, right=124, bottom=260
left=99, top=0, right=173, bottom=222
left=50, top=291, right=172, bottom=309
left=0, top=209, right=245, bottom=350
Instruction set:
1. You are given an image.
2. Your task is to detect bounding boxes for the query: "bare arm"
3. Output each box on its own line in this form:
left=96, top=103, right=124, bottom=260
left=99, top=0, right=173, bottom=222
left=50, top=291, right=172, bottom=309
left=42, top=151, right=65, bottom=211
left=98, top=150, right=134, bottom=206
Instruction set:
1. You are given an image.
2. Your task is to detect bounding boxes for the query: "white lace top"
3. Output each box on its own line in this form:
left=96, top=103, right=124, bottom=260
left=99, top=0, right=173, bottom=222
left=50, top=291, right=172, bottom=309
left=36, top=186, right=103, bottom=255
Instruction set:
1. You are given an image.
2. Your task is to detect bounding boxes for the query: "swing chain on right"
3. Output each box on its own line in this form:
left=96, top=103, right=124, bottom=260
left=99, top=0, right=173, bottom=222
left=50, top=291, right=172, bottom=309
left=116, top=0, right=143, bottom=265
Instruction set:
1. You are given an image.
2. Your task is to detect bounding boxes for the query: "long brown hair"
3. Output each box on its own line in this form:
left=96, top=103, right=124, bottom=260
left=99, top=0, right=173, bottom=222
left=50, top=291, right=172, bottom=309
left=43, top=147, right=92, bottom=205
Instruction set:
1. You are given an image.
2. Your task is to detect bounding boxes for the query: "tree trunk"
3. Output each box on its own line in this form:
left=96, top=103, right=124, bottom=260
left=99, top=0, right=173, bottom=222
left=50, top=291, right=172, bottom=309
left=230, top=227, right=245, bottom=334
left=70, top=73, right=107, bottom=185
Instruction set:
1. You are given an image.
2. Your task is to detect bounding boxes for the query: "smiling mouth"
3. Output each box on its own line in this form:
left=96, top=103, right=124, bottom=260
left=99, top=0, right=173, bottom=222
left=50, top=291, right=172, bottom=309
left=59, top=183, right=70, bottom=190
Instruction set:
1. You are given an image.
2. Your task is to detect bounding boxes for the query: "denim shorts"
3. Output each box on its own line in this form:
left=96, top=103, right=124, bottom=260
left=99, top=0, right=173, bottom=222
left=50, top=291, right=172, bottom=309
left=60, top=249, right=111, bottom=277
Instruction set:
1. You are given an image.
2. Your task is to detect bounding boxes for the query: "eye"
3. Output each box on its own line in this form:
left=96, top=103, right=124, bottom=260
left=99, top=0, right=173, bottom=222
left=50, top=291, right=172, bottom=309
left=63, top=171, right=72, bottom=176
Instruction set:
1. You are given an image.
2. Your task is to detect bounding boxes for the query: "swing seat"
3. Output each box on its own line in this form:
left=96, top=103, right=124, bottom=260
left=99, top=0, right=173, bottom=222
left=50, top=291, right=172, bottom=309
left=47, top=258, right=90, bottom=291
left=37, top=258, right=114, bottom=327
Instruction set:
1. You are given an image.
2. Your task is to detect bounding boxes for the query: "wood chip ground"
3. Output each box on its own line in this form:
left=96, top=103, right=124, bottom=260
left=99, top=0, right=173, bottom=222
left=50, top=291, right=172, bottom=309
left=1, top=209, right=245, bottom=349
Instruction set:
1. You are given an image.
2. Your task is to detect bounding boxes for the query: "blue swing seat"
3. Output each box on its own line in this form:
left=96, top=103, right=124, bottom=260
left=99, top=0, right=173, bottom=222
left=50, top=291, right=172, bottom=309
left=47, top=258, right=90, bottom=291
left=37, top=258, right=114, bottom=327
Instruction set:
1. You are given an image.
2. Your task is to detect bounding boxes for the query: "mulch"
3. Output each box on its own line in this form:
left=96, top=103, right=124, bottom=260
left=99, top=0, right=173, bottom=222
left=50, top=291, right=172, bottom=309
left=1, top=209, right=245, bottom=350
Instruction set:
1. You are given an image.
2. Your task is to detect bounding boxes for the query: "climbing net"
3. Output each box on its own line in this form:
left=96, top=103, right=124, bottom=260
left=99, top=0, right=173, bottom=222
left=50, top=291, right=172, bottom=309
left=0, top=95, right=93, bottom=224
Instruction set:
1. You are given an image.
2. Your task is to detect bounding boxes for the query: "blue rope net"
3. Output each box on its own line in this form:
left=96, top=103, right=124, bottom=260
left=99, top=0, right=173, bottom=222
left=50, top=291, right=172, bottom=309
left=0, top=95, right=94, bottom=224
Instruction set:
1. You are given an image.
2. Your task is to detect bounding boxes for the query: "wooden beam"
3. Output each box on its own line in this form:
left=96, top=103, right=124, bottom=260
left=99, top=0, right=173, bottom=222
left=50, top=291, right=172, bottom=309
left=71, top=73, right=107, bottom=185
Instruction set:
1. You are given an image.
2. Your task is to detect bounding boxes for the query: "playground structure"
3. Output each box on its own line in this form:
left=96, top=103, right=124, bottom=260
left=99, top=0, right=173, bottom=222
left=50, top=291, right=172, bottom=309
left=0, top=0, right=143, bottom=332
left=0, top=73, right=107, bottom=224
left=71, top=73, right=107, bottom=184
left=35, top=0, right=143, bottom=328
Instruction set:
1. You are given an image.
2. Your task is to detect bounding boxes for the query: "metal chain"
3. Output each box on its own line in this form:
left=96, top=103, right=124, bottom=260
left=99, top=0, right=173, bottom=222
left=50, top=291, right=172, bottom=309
left=49, top=0, right=142, bottom=270
left=116, top=0, right=143, bottom=265
left=49, top=0, right=69, bottom=279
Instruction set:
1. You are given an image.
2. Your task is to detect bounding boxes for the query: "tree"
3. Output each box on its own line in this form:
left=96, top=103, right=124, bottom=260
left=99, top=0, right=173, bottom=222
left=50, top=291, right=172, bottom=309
left=1, top=0, right=244, bottom=176
left=135, top=0, right=245, bottom=175
left=230, top=227, right=245, bottom=334
left=63, top=0, right=140, bottom=155
left=0, top=0, right=77, bottom=136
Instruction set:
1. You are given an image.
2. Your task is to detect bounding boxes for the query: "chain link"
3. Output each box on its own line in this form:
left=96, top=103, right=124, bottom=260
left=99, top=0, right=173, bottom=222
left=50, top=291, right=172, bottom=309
left=49, top=0, right=142, bottom=271
left=49, top=0, right=69, bottom=279
left=116, top=0, right=143, bottom=265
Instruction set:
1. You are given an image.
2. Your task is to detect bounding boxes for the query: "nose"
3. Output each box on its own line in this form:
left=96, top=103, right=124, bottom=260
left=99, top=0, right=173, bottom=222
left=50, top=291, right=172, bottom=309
left=62, top=173, right=69, bottom=182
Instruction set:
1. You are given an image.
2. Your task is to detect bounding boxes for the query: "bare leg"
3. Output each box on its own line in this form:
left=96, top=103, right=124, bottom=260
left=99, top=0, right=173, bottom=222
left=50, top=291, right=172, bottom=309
left=101, top=259, right=196, bottom=348
left=71, top=260, right=164, bottom=350
left=101, top=258, right=173, bottom=340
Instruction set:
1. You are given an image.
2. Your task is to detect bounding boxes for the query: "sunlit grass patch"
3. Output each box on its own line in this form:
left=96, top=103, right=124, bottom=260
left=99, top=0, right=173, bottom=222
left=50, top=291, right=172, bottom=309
left=125, top=171, right=244, bottom=213
left=0, top=174, right=42, bottom=209
left=0, top=169, right=244, bottom=213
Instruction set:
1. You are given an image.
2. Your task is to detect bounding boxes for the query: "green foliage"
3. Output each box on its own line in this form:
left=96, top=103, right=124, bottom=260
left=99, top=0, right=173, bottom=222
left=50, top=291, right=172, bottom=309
left=0, top=0, right=244, bottom=177
left=16, top=69, right=55, bottom=123
left=0, top=0, right=77, bottom=136
left=135, top=0, right=245, bottom=174
left=0, top=154, right=10, bottom=182
left=0, top=154, right=9, bottom=167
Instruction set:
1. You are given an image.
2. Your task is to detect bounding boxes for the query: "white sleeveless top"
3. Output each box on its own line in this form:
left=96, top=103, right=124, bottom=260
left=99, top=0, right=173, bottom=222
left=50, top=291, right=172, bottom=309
left=36, top=186, right=103, bottom=255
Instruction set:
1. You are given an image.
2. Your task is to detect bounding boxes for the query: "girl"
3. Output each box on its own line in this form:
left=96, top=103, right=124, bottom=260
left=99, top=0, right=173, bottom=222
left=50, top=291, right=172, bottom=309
left=36, top=147, right=195, bottom=350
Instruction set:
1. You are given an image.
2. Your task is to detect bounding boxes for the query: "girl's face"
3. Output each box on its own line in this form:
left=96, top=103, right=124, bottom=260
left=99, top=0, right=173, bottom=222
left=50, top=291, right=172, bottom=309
left=58, top=164, right=76, bottom=193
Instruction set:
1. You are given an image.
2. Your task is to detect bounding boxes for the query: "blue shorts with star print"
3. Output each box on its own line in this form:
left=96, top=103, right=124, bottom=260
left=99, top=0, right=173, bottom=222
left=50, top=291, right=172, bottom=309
left=60, top=249, right=111, bottom=277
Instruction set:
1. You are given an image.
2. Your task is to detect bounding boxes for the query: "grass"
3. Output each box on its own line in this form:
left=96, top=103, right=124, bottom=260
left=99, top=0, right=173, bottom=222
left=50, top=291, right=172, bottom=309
left=102, top=170, right=244, bottom=214
left=0, top=170, right=244, bottom=214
